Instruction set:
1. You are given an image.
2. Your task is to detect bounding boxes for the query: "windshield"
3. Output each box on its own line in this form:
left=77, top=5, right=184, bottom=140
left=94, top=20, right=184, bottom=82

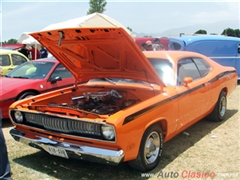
left=89, top=58, right=174, bottom=86
left=148, top=58, right=175, bottom=86
left=5, top=61, right=55, bottom=79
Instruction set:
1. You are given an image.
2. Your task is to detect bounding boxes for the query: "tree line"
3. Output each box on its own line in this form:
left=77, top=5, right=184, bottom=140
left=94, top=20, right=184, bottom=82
left=195, top=28, right=240, bottom=37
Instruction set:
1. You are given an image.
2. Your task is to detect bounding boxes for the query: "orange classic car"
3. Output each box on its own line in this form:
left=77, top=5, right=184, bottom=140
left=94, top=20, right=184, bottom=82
left=9, top=27, right=238, bottom=172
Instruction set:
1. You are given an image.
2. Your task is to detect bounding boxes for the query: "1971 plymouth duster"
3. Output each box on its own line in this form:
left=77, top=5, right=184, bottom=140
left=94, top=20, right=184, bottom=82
left=9, top=27, right=238, bottom=172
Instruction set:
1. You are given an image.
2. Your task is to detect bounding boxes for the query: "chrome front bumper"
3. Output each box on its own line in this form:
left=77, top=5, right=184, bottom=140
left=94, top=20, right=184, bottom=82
left=10, top=128, right=124, bottom=165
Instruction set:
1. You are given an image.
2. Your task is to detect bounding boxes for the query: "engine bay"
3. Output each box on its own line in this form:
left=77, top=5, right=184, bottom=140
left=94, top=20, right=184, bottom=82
left=47, top=90, right=140, bottom=115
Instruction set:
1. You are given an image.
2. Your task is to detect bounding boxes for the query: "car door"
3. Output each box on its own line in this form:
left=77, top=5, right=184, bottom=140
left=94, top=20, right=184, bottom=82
left=0, top=54, right=11, bottom=75
left=11, top=53, right=28, bottom=65
left=11, top=53, right=29, bottom=70
left=176, top=57, right=210, bottom=131
left=46, top=64, right=75, bottom=90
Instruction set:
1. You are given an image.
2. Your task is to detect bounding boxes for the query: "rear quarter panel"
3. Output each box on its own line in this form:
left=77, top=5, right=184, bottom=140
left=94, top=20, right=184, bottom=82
left=204, top=59, right=238, bottom=114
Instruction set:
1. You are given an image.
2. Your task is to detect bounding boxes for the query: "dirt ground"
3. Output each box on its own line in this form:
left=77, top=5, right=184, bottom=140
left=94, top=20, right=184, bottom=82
left=2, top=84, right=239, bottom=180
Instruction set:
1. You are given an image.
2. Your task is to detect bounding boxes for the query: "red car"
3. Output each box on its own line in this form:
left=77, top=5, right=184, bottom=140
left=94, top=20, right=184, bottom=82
left=0, top=44, right=24, bottom=51
left=0, top=57, right=75, bottom=119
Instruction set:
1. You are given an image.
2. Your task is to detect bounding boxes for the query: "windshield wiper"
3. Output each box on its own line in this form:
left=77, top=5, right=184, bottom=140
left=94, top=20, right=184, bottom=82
left=12, top=76, right=29, bottom=79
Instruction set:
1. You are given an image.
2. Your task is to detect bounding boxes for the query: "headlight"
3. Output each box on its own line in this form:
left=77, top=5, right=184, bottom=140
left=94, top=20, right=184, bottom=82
left=101, top=124, right=115, bottom=140
left=14, top=111, right=23, bottom=123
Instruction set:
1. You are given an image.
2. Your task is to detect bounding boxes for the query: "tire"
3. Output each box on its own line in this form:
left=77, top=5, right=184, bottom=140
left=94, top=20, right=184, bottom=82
left=208, top=90, right=227, bottom=122
left=128, top=124, right=163, bottom=172
left=17, top=92, right=37, bottom=100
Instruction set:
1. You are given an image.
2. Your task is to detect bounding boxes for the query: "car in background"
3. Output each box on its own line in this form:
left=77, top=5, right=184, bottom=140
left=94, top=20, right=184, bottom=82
left=9, top=27, right=238, bottom=172
left=0, top=44, right=24, bottom=50
left=0, top=57, right=75, bottom=119
left=0, top=49, right=29, bottom=75
left=169, top=35, right=240, bottom=79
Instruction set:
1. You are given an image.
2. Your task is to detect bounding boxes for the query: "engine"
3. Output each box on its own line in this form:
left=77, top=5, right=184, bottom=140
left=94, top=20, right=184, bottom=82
left=48, top=90, right=137, bottom=115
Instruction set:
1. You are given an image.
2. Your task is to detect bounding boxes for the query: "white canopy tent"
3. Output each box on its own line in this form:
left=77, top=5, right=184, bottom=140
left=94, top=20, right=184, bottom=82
left=18, top=13, right=135, bottom=44
left=18, top=13, right=136, bottom=45
left=41, top=12, right=136, bottom=39
left=17, top=32, right=41, bottom=59
left=17, top=13, right=136, bottom=58
left=17, top=32, right=40, bottom=45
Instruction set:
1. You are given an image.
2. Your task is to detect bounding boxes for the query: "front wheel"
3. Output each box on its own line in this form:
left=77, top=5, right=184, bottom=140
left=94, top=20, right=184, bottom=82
left=17, top=91, right=37, bottom=100
left=208, top=90, right=227, bottom=122
left=128, top=124, right=163, bottom=172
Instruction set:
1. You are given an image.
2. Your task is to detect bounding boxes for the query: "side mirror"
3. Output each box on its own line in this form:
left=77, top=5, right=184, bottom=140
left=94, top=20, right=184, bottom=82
left=183, top=77, right=193, bottom=86
left=51, top=76, right=62, bottom=84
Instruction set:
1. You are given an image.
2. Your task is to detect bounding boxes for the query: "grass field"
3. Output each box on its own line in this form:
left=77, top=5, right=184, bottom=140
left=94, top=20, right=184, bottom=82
left=2, top=85, right=239, bottom=180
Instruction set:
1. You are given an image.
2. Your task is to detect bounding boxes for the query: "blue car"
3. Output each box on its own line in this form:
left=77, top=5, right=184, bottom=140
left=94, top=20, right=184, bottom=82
left=169, top=35, right=240, bottom=79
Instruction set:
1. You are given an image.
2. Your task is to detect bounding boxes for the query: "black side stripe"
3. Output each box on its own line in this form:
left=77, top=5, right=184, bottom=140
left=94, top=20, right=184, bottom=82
left=123, top=70, right=236, bottom=125
left=123, top=84, right=204, bottom=125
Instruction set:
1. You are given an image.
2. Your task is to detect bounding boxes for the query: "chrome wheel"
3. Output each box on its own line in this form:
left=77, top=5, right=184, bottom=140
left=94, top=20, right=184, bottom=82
left=207, top=90, right=227, bottom=122
left=128, top=125, right=163, bottom=172
left=219, top=95, right=226, bottom=117
left=144, top=131, right=160, bottom=164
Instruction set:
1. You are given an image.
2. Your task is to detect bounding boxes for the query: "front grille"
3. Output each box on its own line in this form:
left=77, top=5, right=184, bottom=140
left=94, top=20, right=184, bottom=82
left=24, top=113, right=102, bottom=136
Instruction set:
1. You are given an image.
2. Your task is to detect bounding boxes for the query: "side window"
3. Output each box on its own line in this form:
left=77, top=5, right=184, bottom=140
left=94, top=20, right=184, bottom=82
left=12, top=54, right=28, bottom=65
left=193, top=57, right=211, bottom=77
left=178, top=58, right=201, bottom=85
left=0, top=55, right=10, bottom=66
left=170, top=42, right=182, bottom=50
left=50, top=64, right=72, bottom=79
left=238, top=44, right=240, bottom=54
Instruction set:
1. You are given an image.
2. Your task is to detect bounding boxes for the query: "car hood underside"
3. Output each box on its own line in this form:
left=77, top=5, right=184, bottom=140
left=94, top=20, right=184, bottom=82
left=30, top=27, right=164, bottom=86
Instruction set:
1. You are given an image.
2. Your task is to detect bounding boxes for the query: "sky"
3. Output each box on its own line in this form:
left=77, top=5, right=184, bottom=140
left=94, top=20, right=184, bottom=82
left=1, top=0, right=240, bottom=42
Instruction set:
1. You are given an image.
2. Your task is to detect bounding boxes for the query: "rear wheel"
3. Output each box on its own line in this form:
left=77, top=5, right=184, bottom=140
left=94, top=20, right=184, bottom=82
left=128, top=124, right=163, bottom=172
left=208, top=90, right=227, bottom=122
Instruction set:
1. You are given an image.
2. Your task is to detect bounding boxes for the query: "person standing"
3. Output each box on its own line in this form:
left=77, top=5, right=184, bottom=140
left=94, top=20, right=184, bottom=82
left=145, top=40, right=153, bottom=51
left=18, top=44, right=30, bottom=58
left=155, top=44, right=165, bottom=51
left=29, top=45, right=40, bottom=60
left=152, top=38, right=160, bottom=51
left=40, top=46, right=48, bottom=58
left=0, top=111, right=12, bottom=180
left=141, top=42, right=147, bottom=51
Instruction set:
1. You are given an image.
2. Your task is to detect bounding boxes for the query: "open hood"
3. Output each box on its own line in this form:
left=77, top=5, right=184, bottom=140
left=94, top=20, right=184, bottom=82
left=30, top=27, right=164, bottom=86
